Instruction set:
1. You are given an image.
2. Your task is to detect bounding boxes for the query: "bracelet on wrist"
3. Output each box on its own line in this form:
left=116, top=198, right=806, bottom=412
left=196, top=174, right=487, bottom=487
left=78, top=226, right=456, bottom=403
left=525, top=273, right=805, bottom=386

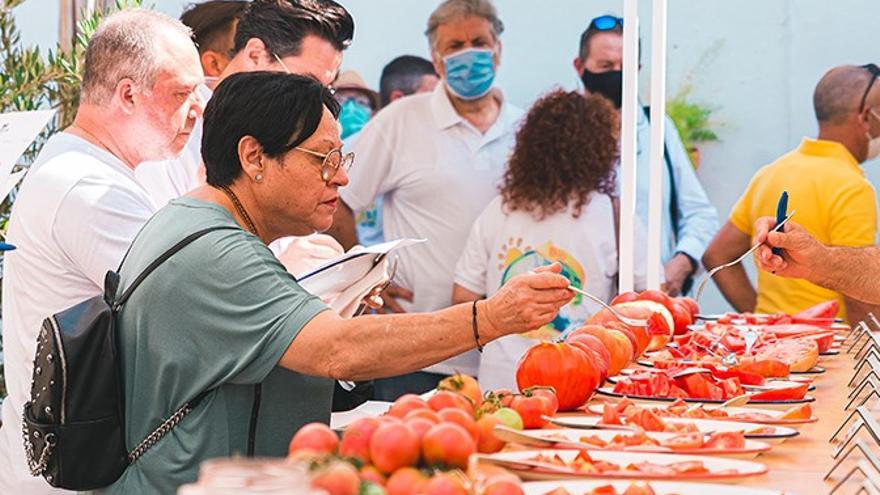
left=471, top=300, right=484, bottom=353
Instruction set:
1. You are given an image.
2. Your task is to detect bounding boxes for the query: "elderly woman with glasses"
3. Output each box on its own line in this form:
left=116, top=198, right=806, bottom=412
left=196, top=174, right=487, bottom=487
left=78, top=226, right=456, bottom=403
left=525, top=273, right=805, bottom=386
left=103, top=71, right=573, bottom=494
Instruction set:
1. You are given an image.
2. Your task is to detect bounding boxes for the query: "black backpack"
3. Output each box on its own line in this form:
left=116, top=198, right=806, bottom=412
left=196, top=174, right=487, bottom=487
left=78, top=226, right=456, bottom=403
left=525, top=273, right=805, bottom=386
left=21, top=225, right=235, bottom=490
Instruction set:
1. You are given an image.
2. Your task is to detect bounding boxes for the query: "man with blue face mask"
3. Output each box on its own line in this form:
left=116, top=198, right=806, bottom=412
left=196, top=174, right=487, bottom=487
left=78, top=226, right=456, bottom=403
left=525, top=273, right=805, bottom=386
left=333, top=70, right=380, bottom=140
left=329, top=0, right=523, bottom=400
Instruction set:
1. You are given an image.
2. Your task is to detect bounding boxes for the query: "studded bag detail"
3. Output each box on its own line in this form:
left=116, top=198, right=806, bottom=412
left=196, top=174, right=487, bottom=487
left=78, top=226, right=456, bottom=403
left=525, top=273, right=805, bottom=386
left=21, top=225, right=235, bottom=490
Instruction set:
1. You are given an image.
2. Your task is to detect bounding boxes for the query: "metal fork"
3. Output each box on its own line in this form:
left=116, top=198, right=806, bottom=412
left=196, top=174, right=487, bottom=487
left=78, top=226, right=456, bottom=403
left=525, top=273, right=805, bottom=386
left=694, top=211, right=796, bottom=303
left=567, top=284, right=648, bottom=327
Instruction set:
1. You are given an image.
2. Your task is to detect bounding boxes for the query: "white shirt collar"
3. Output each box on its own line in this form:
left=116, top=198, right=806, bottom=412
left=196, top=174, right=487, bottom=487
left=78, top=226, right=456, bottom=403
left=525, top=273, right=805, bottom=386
left=429, top=83, right=515, bottom=137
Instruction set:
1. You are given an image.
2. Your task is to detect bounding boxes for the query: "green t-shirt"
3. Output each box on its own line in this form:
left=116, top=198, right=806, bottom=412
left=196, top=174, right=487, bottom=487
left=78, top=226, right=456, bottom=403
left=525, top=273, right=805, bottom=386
left=98, top=197, right=330, bottom=494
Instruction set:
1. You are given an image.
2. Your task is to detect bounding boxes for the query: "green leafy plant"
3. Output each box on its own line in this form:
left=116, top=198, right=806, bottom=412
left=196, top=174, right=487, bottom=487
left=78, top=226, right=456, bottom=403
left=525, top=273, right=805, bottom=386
left=0, top=0, right=143, bottom=399
left=667, top=84, right=720, bottom=151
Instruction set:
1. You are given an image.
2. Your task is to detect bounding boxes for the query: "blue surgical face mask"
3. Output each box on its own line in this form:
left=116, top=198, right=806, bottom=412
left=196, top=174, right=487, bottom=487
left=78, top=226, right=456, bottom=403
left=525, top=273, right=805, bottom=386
left=442, top=47, right=496, bottom=100
left=338, top=99, right=372, bottom=139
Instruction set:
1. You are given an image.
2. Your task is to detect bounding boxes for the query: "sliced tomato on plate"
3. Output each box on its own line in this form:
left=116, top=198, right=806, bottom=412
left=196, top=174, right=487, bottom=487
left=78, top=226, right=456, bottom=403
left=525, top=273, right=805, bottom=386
left=732, top=359, right=790, bottom=378
left=659, top=432, right=705, bottom=450
left=704, top=431, right=746, bottom=449
left=587, top=486, right=619, bottom=495
left=625, top=462, right=677, bottom=476
left=749, top=382, right=809, bottom=401
left=603, top=402, right=624, bottom=425
left=621, top=482, right=657, bottom=495
left=794, top=300, right=840, bottom=319
left=667, top=460, right=711, bottom=474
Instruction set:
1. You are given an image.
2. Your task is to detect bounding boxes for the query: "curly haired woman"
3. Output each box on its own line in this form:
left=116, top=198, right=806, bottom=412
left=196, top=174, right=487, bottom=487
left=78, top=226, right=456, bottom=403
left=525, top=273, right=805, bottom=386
left=452, top=89, right=652, bottom=390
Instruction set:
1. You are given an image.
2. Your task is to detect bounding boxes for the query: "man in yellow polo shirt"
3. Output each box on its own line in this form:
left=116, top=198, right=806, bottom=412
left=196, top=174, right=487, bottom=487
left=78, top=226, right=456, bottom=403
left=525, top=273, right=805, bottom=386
left=703, top=64, right=880, bottom=323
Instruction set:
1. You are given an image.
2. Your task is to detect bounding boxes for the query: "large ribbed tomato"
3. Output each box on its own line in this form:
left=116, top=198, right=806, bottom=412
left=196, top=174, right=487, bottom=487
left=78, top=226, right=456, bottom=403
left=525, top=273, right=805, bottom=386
left=515, top=342, right=599, bottom=411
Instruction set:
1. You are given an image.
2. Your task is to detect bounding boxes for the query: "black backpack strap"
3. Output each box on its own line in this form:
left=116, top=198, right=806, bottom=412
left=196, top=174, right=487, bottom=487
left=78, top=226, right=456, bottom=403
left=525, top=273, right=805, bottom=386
left=113, top=225, right=239, bottom=309
left=643, top=106, right=680, bottom=237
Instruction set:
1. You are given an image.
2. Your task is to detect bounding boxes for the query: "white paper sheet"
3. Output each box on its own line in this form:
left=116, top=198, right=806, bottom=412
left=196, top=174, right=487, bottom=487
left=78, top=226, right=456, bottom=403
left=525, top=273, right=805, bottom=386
left=330, top=400, right=392, bottom=430
left=296, top=238, right=425, bottom=298
left=0, top=110, right=56, bottom=179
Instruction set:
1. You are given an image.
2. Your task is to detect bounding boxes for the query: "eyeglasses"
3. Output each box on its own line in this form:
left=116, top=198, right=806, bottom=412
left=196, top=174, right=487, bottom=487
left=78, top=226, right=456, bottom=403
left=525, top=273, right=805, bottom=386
left=588, top=15, right=623, bottom=32
left=294, top=146, right=354, bottom=182
left=273, top=52, right=337, bottom=95
left=859, top=63, right=880, bottom=113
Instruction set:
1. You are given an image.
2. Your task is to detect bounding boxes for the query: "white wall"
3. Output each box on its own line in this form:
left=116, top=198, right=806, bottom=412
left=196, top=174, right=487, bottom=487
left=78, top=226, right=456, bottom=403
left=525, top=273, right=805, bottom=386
left=13, top=0, right=880, bottom=312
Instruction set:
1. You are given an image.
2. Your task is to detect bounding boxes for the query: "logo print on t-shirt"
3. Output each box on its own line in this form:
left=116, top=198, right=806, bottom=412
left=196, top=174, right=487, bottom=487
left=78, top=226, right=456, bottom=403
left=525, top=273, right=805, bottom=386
left=497, top=241, right=586, bottom=334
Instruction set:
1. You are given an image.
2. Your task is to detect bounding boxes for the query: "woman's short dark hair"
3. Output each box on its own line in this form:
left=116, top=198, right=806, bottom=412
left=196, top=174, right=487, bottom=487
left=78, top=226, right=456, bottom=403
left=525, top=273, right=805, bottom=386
left=500, top=90, right=619, bottom=219
left=233, top=0, right=354, bottom=57
left=202, top=71, right=340, bottom=187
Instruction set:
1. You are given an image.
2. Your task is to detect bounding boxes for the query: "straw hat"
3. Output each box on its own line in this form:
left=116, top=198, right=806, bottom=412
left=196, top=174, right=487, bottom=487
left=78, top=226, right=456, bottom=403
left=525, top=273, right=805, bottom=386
left=333, top=70, right=380, bottom=110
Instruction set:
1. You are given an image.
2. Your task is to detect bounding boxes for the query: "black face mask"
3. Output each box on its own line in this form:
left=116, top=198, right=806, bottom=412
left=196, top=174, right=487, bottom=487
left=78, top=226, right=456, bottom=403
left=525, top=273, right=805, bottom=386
left=580, top=68, right=623, bottom=108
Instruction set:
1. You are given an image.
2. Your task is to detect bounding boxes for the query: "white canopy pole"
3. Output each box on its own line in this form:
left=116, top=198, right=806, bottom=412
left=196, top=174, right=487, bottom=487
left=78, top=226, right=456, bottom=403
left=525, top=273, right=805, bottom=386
left=618, top=0, right=640, bottom=293
left=646, top=0, right=667, bottom=289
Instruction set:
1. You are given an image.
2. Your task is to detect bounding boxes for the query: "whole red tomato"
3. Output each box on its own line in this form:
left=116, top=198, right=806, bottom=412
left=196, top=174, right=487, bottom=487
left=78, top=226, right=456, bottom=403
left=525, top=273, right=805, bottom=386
left=669, top=301, right=694, bottom=335
left=515, top=342, right=600, bottom=411
left=637, top=289, right=676, bottom=314
left=437, top=373, right=483, bottom=408
left=509, top=395, right=549, bottom=429
left=527, top=387, right=560, bottom=417
left=611, top=291, right=640, bottom=305
left=676, top=296, right=700, bottom=319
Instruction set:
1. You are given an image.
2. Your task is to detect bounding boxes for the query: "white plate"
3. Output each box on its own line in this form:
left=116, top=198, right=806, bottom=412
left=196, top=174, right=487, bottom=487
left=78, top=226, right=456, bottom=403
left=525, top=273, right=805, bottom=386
left=595, top=386, right=815, bottom=408
left=636, top=359, right=827, bottom=375
left=582, top=403, right=818, bottom=427
left=479, top=449, right=767, bottom=482
left=548, top=416, right=799, bottom=443
left=611, top=370, right=816, bottom=391
left=522, top=479, right=793, bottom=495
left=512, top=428, right=771, bottom=458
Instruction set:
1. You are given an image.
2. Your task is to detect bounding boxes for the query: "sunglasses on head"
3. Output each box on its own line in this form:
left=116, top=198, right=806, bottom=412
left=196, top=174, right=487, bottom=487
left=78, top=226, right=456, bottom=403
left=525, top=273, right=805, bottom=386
left=589, top=15, right=623, bottom=32
left=859, top=63, right=880, bottom=113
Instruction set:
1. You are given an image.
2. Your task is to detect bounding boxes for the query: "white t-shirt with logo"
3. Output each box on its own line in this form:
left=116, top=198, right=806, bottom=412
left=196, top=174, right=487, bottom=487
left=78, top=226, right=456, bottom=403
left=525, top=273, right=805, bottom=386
left=0, top=133, right=156, bottom=494
left=454, top=194, right=652, bottom=391
left=341, top=85, right=523, bottom=377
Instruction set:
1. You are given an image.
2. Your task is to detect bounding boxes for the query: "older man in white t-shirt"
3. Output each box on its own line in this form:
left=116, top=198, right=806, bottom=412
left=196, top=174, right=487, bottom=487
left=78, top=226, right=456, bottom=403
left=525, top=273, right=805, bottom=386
left=0, top=11, right=203, bottom=493
left=133, top=0, right=353, bottom=275
left=329, top=0, right=523, bottom=399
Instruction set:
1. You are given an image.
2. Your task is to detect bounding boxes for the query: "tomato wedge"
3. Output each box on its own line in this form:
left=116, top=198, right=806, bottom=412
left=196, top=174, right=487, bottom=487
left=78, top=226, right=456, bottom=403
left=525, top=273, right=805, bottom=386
left=544, top=489, right=574, bottom=495
left=622, top=482, right=657, bottom=495
left=587, top=486, right=619, bottom=495
left=603, top=403, right=623, bottom=425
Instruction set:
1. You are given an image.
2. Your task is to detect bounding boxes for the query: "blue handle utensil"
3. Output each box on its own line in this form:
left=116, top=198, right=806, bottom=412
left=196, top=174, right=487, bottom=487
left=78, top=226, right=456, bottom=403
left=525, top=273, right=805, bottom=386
left=772, top=191, right=788, bottom=256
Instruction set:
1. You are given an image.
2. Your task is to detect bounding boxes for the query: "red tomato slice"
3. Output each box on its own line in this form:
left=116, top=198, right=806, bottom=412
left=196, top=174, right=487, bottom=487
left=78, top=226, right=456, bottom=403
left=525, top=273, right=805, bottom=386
left=603, top=403, right=623, bottom=425
left=659, top=432, right=705, bottom=450
left=668, top=460, right=710, bottom=474
left=588, top=486, right=619, bottom=495
left=749, top=383, right=809, bottom=401
left=704, top=431, right=746, bottom=450
left=794, top=300, right=840, bottom=319
left=622, top=482, right=657, bottom=495
left=626, top=462, right=677, bottom=476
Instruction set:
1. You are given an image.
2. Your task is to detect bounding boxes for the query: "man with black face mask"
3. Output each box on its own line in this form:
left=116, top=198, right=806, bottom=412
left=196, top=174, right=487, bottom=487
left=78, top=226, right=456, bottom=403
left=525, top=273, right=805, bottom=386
left=573, top=15, right=719, bottom=296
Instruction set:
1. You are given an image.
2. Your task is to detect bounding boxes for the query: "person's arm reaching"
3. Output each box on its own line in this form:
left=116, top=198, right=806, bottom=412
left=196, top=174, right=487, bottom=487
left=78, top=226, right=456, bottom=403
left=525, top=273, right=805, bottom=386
left=702, top=221, right=756, bottom=312
left=281, top=264, right=573, bottom=381
left=754, top=217, right=880, bottom=305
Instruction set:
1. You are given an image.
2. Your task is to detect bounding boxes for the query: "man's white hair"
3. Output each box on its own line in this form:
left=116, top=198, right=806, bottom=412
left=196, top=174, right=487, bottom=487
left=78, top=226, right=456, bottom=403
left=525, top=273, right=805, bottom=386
left=425, top=0, right=504, bottom=50
left=81, top=9, right=192, bottom=105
